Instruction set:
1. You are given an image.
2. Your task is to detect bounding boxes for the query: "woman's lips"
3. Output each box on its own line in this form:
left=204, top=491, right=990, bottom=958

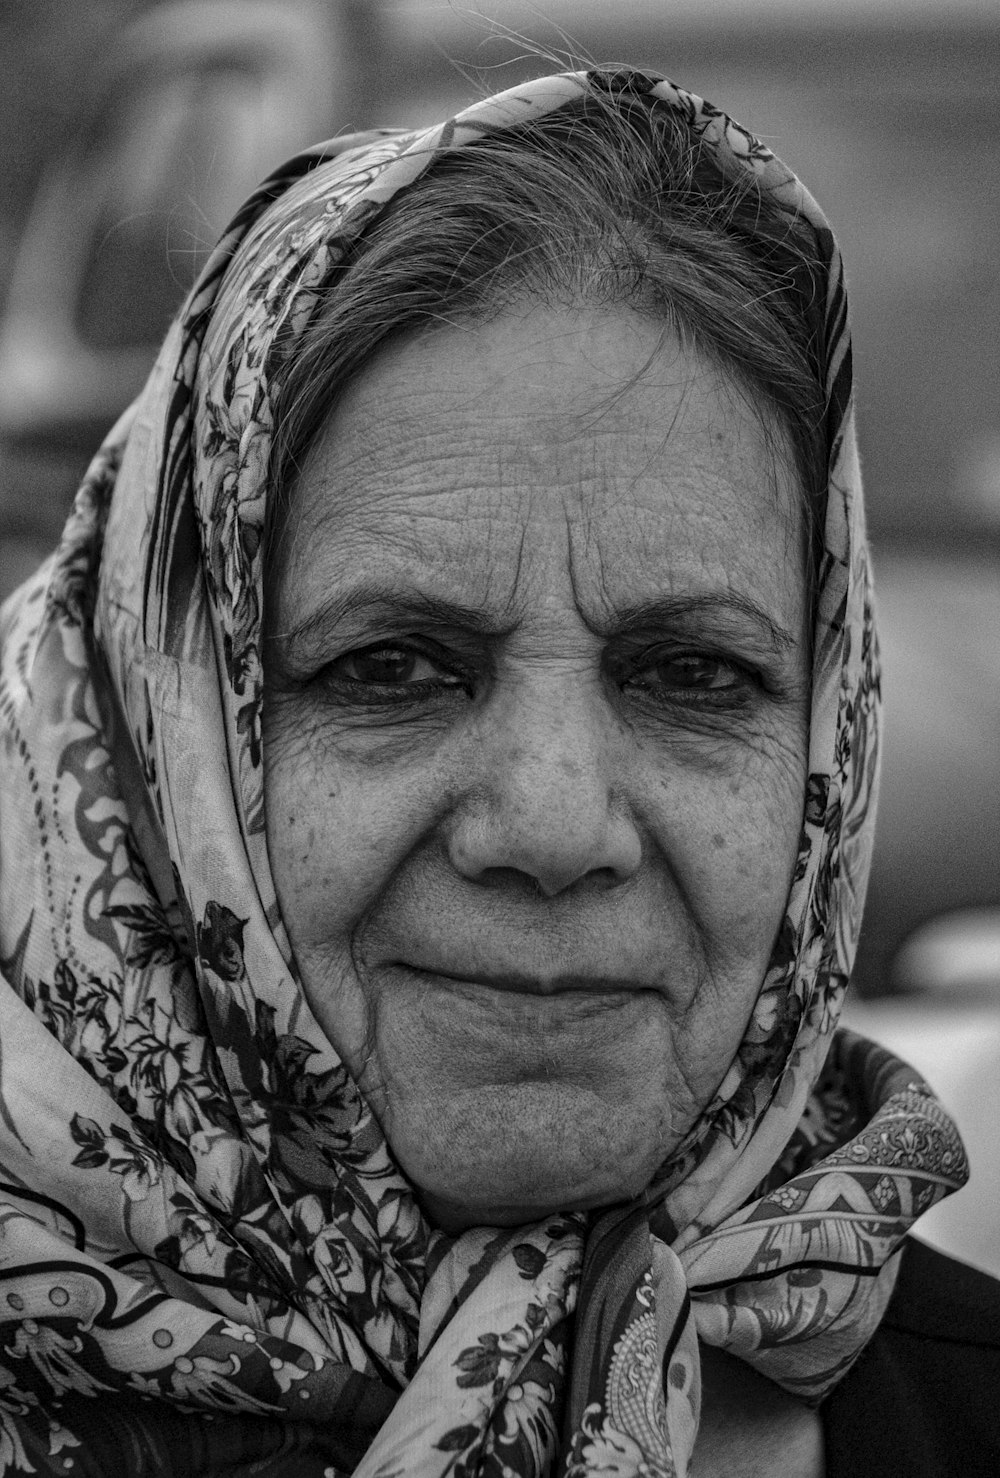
left=385, top=965, right=660, bottom=1037
left=399, top=965, right=650, bottom=998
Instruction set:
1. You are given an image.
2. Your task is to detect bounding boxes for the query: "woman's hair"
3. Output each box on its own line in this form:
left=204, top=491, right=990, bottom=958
left=268, top=81, right=828, bottom=563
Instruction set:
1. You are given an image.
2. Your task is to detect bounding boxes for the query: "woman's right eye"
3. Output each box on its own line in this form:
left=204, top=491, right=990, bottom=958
left=321, top=644, right=469, bottom=700
left=339, top=647, right=433, bottom=685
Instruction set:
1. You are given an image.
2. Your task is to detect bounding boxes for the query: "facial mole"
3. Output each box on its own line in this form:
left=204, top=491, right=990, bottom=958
left=711, top=832, right=726, bottom=850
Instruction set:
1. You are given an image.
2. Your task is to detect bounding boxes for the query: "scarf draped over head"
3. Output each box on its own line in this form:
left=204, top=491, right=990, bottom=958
left=0, top=69, right=968, bottom=1477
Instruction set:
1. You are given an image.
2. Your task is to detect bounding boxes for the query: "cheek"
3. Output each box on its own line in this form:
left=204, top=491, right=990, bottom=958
left=262, top=715, right=437, bottom=949
left=657, top=739, right=807, bottom=1095
left=668, top=732, right=807, bottom=964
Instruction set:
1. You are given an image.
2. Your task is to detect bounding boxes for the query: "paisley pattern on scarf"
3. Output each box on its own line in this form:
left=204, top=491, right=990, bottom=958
left=0, top=69, right=967, bottom=1475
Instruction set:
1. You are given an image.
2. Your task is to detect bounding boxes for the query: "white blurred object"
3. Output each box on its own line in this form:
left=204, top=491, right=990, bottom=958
left=891, top=908, right=1000, bottom=994
left=0, top=0, right=341, bottom=449
left=955, top=430, right=1000, bottom=526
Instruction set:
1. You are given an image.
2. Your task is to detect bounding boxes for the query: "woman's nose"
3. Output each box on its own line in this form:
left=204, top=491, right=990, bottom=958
left=446, top=681, right=643, bottom=897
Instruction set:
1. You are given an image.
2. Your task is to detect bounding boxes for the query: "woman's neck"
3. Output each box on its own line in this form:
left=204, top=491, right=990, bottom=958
left=692, top=1343, right=825, bottom=1478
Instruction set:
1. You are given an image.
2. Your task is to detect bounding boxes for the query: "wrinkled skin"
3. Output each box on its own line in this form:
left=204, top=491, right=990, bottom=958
left=263, top=307, right=810, bottom=1231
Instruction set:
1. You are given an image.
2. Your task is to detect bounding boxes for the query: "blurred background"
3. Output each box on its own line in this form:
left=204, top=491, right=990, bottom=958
left=0, top=0, right=997, bottom=1269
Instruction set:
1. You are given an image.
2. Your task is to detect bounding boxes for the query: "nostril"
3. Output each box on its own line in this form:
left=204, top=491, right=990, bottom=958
left=448, top=804, right=642, bottom=898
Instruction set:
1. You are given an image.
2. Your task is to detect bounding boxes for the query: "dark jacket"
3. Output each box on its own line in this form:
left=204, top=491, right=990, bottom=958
left=822, top=1237, right=1000, bottom=1477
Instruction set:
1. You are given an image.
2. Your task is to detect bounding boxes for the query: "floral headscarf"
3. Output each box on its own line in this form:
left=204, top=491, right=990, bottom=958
left=0, top=70, right=968, bottom=1477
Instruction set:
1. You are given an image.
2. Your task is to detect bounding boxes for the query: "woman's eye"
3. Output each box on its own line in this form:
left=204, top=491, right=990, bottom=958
left=627, top=652, right=748, bottom=700
left=326, top=644, right=465, bottom=693
left=653, top=655, right=736, bottom=688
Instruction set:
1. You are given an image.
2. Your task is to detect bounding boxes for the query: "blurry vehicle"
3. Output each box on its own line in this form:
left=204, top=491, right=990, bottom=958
left=0, top=0, right=345, bottom=568
left=1, top=2, right=997, bottom=992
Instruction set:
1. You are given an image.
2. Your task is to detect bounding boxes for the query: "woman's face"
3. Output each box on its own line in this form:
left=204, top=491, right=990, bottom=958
left=263, top=307, right=810, bottom=1230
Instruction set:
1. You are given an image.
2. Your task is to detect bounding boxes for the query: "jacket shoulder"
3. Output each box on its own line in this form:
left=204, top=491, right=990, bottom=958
left=822, top=1238, right=1000, bottom=1478
left=883, top=1234, right=1000, bottom=1344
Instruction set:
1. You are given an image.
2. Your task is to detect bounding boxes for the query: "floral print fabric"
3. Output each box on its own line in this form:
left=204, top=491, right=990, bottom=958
left=0, top=69, right=968, bottom=1476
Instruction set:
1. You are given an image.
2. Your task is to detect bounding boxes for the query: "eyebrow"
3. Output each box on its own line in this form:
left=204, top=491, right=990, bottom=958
left=269, top=579, right=797, bottom=656
left=611, top=591, right=797, bottom=651
left=269, top=583, right=519, bottom=653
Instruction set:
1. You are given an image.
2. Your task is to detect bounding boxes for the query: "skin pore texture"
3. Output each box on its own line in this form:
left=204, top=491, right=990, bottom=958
left=262, top=305, right=810, bottom=1237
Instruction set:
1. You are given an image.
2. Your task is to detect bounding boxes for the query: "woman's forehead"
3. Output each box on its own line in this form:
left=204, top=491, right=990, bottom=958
left=270, top=308, right=806, bottom=634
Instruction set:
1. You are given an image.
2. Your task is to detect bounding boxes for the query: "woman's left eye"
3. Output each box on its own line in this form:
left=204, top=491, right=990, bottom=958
left=626, top=652, right=750, bottom=701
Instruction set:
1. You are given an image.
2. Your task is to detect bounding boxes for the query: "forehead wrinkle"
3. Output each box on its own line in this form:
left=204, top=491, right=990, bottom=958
left=276, top=310, right=807, bottom=650
left=293, top=427, right=516, bottom=561
left=280, top=479, right=534, bottom=635
left=563, top=396, right=803, bottom=636
left=564, top=481, right=803, bottom=649
left=555, top=369, right=747, bottom=585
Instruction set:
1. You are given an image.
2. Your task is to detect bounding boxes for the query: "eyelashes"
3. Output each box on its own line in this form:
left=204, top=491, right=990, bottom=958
left=316, top=640, right=764, bottom=714
left=329, top=644, right=468, bottom=695
left=622, top=655, right=756, bottom=711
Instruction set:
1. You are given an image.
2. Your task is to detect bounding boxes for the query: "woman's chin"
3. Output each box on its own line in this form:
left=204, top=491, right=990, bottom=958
left=381, top=1077, right=679, bottom=1232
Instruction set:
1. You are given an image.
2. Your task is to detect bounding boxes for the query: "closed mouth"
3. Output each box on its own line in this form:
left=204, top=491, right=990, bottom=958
left=400, top=964, right=648, bottom=999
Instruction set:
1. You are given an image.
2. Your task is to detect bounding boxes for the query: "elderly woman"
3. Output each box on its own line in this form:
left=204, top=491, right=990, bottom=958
left=0, top=67, right=996, bottom=1478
